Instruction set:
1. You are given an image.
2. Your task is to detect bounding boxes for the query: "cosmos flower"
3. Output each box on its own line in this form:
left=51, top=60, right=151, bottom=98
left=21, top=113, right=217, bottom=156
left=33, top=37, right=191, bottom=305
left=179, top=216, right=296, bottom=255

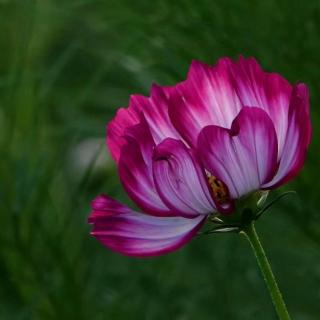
left=88, top=56, right=311, bottom=257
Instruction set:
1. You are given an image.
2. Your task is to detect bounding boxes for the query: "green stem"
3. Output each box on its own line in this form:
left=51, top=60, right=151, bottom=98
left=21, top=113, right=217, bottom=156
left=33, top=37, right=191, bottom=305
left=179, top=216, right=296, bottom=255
left=241, top=222, right=291, bottom=320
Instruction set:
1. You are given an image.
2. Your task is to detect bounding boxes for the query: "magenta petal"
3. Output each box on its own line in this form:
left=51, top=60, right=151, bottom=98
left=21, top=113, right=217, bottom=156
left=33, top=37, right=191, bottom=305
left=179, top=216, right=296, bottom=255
left=91, top=194, right=129, bottom=218
left=168, top=59, right=242, bottom=147
left=107, top=104, right=140, bottom=162
left=168, top=56, right=293, bottom=152
left=107, top=85, right=182, bottom=162
left=153, top=138, right=216, bottom=217
left=198, top=107, right=278, bottom=198
left=132, top=85, right=182, bottom=144
left=229, top=56, right=293, bottom=155
left=89, top=195, right=205, bottom=257
left=262, top=84, right=311, bottom=188
left=119, top=117, right=176, bottom=217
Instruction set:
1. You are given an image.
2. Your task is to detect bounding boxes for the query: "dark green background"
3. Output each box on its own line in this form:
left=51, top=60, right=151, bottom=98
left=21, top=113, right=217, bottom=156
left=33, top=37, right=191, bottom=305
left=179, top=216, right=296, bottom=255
left=1, top=0, right=319, bottom=319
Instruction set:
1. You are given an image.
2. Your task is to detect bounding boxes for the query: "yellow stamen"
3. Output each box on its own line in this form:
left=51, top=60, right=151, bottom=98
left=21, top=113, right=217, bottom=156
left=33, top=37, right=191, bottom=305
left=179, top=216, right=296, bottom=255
left=208, top=175, right=229, bottom=204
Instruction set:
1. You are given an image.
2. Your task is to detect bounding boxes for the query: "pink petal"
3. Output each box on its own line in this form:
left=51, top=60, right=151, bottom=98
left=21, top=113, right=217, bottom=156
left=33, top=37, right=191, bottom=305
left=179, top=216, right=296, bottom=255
left=131, top=85, right=182, bottom=144
left=168, top=58, right=242, bottom=147
left=167, top=57, right=293, bottom=153
left=262, top=84, right=311, bottom=188
left=91, top=194, right=129, bottom=218
left=107, top=84, right=182, bottom=162
left=229, top=56, right=292, bottom=156
left=118, top=117, right=175, bottom=217
left=198, top=107, right=278, bottom=199
left=107, top=102, right=141, bottom=163
left=89, top=195, right=205, bottom=257
left=153, top=138, right=216, bottom=217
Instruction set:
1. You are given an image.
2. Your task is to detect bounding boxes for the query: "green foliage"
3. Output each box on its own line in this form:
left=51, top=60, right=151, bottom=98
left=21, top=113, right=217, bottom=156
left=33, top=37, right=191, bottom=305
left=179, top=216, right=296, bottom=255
left=1, top=0, right=320, bottom=319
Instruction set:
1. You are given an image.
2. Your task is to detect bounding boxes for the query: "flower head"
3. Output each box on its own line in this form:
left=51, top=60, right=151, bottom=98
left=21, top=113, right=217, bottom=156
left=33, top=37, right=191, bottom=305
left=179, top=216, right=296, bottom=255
left=88, top=56, right=311, bottom=257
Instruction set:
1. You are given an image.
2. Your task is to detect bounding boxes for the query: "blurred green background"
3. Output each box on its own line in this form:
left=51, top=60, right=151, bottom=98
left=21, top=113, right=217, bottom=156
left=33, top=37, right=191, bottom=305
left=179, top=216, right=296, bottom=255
left=1, top=0, right=320, bottom=319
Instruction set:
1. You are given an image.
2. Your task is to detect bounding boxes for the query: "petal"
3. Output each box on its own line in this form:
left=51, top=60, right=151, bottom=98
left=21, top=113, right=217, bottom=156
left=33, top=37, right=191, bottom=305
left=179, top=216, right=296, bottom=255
left=153, top=138, right=216, bottom=217
left=262, top=84, right=311, bottom=188
left=119, top=117, right=175, bottom=217
left=198, top=107, right=278, bottom=199
left=131, top=85, right=182, bottom=144
left=107, top=85, right=182, bottom=162
left=107, top=103, right=140, bottom=162
left=91, top=194, right=128, bottom=218
left=168, top=58, right=242, bottom=147
left=228, top=56, right=292, bottom=155
left=88, top=195, right=205, bottom=257
left=167, top=56, right=293, bottom=153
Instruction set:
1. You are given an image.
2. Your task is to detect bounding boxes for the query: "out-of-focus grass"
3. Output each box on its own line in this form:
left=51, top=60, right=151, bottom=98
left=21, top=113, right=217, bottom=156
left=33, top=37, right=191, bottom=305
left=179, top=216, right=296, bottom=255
left=0, top=0, right=320, bottom=319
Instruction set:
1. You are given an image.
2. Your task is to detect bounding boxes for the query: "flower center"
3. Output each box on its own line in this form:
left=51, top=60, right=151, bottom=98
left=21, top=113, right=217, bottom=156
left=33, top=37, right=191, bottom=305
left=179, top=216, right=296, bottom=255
left=208, top=175, right=229, bottom=204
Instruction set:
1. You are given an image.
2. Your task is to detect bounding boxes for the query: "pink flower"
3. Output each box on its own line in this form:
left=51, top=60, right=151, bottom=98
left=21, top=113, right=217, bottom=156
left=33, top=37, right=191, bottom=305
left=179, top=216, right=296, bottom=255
left=88, top=56, right=311, bottom=257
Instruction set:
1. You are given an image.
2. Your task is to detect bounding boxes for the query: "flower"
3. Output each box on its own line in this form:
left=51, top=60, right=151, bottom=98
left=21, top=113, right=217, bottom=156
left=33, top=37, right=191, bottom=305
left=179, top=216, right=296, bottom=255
left=88, top=56, right=311, bottom=257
